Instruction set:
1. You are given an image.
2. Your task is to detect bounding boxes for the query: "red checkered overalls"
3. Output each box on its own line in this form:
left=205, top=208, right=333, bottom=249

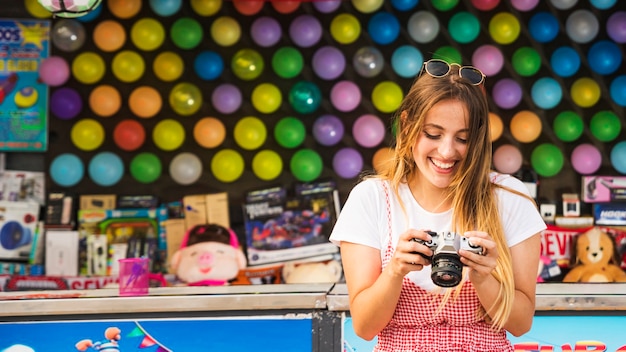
left=374, top=184, right=514, bottom=352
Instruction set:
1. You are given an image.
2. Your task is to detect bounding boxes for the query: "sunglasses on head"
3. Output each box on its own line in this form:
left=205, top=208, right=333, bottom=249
left=420, top=59, right=486, bottom=86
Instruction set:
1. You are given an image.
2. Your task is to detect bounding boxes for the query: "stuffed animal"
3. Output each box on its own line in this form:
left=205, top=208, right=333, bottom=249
left=282, top=260, right=343, bottom=284
left=170, top=224, right=247, bottom=286
left=563, top=227, right=626, bottom=283
left=75, top=327, right=121, bottom=351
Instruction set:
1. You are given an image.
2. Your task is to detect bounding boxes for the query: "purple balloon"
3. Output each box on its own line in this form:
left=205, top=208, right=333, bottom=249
left=492, top=78, right=523, bottom=109
left=39, top=56, right=70, bottom=86
left=313, top=0, right=341, bottom=13
left=289, top=15, right=322, bottom=48
left=313, top=114, right=344, bottom=146
left=353, top=114, right=386, bottom=148
left=50, top=87, right=83, bottom=120
left=211, top=83, right=242, bottom=114
left=251, top=16, right=282, bottom=47
left=330, top=80, right=361, bottom=112
left=333, top=147, right=364, bottom=179
left=571, top=143, right=602, bottom=175
left=472, top=45, right=504, bottom=76
left=312, top=46, right=346, bottom=80
left=607, top=11, right=626, bottom=43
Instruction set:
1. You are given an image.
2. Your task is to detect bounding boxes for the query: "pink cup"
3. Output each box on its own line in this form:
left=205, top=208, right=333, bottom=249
left=118, top=257, right=149, bottom=296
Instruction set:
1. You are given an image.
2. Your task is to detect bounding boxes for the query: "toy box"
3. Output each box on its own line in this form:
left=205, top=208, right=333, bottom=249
left=594, top=203, right=626, bottom=226
left=582, top=176, right=626, bottom=203
left=243, top=181, right=340, bottom=266
left=0, top=201, right=40, bottom=261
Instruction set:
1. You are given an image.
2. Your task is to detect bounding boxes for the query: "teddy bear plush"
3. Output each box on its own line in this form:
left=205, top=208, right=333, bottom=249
left=563, top=227, right=626, bottom=283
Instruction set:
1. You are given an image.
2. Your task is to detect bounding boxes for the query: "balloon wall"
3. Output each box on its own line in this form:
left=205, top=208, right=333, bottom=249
left=27, top=0, right=626, bottom=206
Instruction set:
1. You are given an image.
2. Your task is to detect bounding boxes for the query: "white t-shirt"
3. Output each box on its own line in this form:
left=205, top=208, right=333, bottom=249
left=329, top=172, right=547, bottom=290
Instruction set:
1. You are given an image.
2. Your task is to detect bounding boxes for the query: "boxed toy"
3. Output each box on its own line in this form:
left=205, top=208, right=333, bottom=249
left=243, top=181, right=340, bottom=266
left=594, top=203, right=626, bottom=225
left=582, top=176, right=626, bottom=203
left=0, top=201, right=40, bottom=261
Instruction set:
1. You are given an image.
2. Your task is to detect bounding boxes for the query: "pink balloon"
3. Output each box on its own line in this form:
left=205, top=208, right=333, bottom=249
left=472, top=45, right=504, bottom=76
left=511, top=0, right=539, bottom=11
left=39, top=56, right=70, bottom=86
left=571, top=143, right=602, bottom=175
left=470, top=0, right=500, bottom=11
left=353, top=114, right=385, bottom=148
left=330, top=80, right=361, bottom=112
left=493, top=144, right=523, bottom=174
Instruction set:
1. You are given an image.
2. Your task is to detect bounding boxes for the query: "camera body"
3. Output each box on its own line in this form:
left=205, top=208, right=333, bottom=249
left=412, top=231, right=483, bottom=287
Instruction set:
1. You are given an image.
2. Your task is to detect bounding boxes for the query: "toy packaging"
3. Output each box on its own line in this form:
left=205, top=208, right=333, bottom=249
left=0, top=201, right=40, bottom=261
left=243, top=181, right=340, bottom=266
left=582, top=176, right=626, bottom=203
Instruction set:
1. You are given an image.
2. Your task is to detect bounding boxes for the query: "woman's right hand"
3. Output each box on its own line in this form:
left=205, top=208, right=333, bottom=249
left=388, top=229, right=433, bottom=277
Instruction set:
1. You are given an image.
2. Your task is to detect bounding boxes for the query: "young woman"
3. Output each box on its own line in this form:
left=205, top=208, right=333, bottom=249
left=330, top=59, right=546, bottom=352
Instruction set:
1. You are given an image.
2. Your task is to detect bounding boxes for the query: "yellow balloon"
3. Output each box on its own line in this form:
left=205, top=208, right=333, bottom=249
left=153, top=119, right=185, bottom=151
left=489, top=12, right=520, bottom=45
left=489, top=112, right=503, bottom=141
left=71, top=118, right=105, bottom=151
left=211, top=149, right=244, bottom=183
left=211, top=16, right=241, bottom=47
left=25, top=0, right=52, bottom=18
left=372, top=81, right=403, bottom=113
left=330, top=13, right=361, bottom=45
left=234, top=116, right=267, bottom=150
left=169, top=82, right=203, bottom=116
left=153, top=51, right=184, bottom=82
left=252, top=150, right=283, bottom=181
left=131, top=18, right=165, bottom=51
left=72, top=52, right=106, bottom=84
left=510, top=110, right=542, bottom=143
left=112, top=50, right=145, bottom=83
left=251, top=83, right=282, bottom=114
left=191, top=0, right=222, bottom=16
left=351, top=0, right=383, bottom=13
left=571, top=77, right=601, bottom=108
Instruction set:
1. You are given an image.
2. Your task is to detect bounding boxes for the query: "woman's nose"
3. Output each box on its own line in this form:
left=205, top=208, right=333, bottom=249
left=438, top=138, right=456, bottom=158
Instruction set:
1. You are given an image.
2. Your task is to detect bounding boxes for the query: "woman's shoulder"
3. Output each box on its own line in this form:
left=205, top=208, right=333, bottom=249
left=490, top=171, right=534, bottom=199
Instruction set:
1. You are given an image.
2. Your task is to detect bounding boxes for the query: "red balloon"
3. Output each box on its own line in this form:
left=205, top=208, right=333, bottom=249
left=271, top=0, right=300, bottom=14
left=233, top=0, right=264, bottom=15
left=114, top=119, right=146, bottom=151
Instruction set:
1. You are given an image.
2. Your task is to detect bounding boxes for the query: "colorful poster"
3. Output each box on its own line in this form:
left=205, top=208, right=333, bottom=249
left=0, top=315, right=313, bottom=351
left=0, top=19, right=49, bottom=152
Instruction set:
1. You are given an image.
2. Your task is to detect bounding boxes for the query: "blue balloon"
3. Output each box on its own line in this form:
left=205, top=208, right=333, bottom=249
left=550, top=46, right=580, bottom=77
left=610, top=75, right=626, bottom=107
left=391, top=45, right=423, bottom=78
left=76, top=2, right=102, bottom=22
left=529, top=12, right=559, bottom=43
left=391, top=0, right=419, bottom=11
left=50, top=153, right=84, bottom=187
left=531, top=77, right=562, bottom=109
left=590, top=0, right=616, bottom=9
left=194, top=50, right=224, bottom=81
left=89, top=152, right=124, bottom=186
left=611, top=141, right=626, bottom=174
left=149, top=0, right=182, bottom=16
left=368, top=12, right=400, bottom=45
left=587, top=40, right=622, bottom=75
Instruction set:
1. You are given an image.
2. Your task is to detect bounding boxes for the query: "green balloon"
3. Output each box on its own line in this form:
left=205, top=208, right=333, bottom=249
left=531, top=143, right=564, bottom=178
left=553, top=111, right=583, bottom=142
left=274, top=117, right=306, bottom=149
left=272, top=47, right=303, bottom=79
left=232, top=48, right=264, bottom=81
left=431, top=0, right=459, bottom=11
left=512, top=47, right=541, bottom=77
left=290, top=149, right=323, bottom=182
left=590, top=110, right=621, bottom=142
left=448, top=12, right=480, bottom=44
left=289, top=81, right=321, bottom=114
left=432, top=46, right=462, bottom=65
left=170, top=17, right=203, bottom=50
left=130, top=152, right=162, bottom=184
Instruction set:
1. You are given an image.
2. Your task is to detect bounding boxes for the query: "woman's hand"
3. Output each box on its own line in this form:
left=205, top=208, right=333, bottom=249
left=387, top=229, right=433, bottom=277
left=459, top=230, right=498, bottom=284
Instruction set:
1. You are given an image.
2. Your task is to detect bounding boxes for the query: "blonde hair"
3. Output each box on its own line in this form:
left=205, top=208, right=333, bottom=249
left=373, top=67, right=518, bottom=330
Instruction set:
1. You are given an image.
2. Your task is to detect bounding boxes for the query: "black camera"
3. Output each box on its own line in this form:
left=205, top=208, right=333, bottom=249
left=411, top=231, right=483, bottom=287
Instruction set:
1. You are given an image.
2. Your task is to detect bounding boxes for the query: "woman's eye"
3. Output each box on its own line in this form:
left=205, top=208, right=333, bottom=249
left=456, top=137, right=468, bottom=144
left=424, top=131, right=439, bottom=139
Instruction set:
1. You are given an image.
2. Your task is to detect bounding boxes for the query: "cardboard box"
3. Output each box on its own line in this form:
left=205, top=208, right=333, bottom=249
left=45, top=230, right=79, bottom=277
left=163, top=218, right=186, bottom=273
left=582, top=176, right=626, bottom=203
left=80, top=194, right=116, bottom=210
left=0, top=201, right=40, bottom=260
left=183, top=192, right=230, bottom=230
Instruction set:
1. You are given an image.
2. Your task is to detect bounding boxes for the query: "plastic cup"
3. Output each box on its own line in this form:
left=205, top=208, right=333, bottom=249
left=118, top=257, right=150, bottom=296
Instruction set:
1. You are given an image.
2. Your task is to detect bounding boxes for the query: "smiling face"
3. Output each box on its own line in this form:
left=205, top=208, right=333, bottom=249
left=412, top=99, right=469, bottom=190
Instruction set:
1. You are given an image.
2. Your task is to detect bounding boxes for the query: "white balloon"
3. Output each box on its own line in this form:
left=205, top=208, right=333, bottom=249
left=408, top=11, right=440, bottom=44
left=170, top=152, right=203, bottom=185
left=566, top=10, right=599, bottom=44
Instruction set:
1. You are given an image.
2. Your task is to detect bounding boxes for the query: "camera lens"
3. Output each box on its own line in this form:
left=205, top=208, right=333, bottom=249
left=431, top=253, right=463, bottom=287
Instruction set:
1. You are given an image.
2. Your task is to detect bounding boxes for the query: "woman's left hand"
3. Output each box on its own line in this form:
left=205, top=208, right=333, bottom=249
left=459, top=231, right=497, bottom=284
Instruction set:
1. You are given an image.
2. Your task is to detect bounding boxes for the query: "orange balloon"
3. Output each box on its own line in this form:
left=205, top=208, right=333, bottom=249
left=193, top=117, right=226, bottom=148
left=129, top=86, right=162, bottom=118
left=89, top=85, right=122, bottom=118
left=489, top=112, right=503, bottom=141
left=93, top=20, right=126, bottom=52
left=372, top=147, right=395, bottom=173
left=108, top=0, right=142, bottom=19
left=510, top=110, right=542, bottom=143
left=271, top=0, right=300, bottom=14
